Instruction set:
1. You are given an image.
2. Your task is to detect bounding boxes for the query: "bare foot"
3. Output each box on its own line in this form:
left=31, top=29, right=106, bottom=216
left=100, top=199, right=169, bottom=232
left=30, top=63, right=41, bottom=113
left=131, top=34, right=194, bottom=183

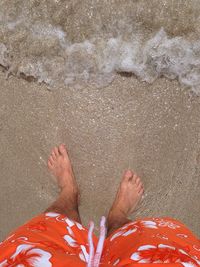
left=107, top=170, right=144, bottom=234
left=47, top=144, right=79, bottom=204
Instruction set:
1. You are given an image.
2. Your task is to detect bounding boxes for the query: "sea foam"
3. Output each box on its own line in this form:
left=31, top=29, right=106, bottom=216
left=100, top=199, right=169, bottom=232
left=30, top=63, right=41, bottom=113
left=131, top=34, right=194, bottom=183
left=1, top=20, right=200, bottom=94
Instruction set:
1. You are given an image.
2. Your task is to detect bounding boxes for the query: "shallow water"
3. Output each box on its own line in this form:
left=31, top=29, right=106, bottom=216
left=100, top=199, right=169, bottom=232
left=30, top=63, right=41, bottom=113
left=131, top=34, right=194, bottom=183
left=1, top=0, right=200, bottom=93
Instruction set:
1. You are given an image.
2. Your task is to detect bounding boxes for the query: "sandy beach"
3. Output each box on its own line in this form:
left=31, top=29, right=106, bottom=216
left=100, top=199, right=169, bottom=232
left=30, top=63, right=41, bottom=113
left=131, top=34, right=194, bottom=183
left=0, top=71, right=199, bottom=240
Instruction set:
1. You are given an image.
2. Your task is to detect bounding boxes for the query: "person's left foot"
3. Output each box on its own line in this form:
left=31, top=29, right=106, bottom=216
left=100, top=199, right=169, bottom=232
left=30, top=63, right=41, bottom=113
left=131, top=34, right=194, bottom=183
left=47, top=144, right=79, bottom=205
left=107, top=170, right=144, bottom=231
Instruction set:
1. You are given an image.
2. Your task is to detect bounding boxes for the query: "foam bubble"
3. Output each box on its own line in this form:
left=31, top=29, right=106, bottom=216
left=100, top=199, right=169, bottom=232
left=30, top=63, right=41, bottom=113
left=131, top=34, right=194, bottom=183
left=0, top=43, right=9, bottom=68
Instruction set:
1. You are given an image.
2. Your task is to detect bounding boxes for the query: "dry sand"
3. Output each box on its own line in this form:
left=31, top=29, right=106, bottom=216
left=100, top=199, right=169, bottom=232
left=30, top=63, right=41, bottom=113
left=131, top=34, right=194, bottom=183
left=0, top=71, right=199, bottom=240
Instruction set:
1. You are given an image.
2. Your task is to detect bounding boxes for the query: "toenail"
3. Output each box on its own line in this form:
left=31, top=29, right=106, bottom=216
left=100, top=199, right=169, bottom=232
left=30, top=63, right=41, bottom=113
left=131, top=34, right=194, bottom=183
left=126, top=170, right=132, bottom=176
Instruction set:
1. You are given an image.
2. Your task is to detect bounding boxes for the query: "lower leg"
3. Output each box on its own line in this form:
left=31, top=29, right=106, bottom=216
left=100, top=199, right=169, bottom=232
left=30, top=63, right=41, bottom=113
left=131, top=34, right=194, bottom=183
left=45, top=188, right=81, bottom=223
left=107, top=170, right=144, bottom=236
left=107, top=213, right=131, bottom=236
left=45, top=144, right=81, bottom=223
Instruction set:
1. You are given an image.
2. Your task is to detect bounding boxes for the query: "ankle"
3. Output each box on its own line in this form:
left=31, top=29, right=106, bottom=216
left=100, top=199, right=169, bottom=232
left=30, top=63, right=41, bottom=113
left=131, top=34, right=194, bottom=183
left=108, top=210, right=127, bottom=227
left=60, top=185, right=77, bottom=194
left=58, top=189, right=78, bottom=210
left=60, top=185, right=78, bottom=199
left=108, top=207, right=128, bottom=221
left=107, top=216, right=131, bottom=236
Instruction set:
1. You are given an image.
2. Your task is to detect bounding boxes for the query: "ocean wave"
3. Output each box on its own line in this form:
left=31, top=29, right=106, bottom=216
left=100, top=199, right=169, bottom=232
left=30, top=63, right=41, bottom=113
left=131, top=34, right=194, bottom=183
left=1, top=26, right=200, bottom=94
left=0, top=0, right=200, bottom=93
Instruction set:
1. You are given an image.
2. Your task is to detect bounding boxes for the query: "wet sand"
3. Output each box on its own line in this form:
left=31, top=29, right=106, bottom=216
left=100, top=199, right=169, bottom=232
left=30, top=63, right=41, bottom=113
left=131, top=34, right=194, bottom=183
left=0, top=71, right=199, bottom=239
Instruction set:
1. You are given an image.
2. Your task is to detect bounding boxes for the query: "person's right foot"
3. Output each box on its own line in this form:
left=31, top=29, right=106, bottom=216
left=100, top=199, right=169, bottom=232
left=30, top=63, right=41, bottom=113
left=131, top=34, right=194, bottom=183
left=47, top=144, right=79, bottom=207
left=108, top=170, right=144, bottom=225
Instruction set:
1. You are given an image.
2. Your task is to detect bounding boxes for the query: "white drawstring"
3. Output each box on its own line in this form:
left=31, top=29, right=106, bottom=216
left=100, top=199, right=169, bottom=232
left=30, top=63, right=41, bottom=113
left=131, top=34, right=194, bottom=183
left=87, top=221, right=95, bottom=267
left=87, top=216, right=107, bottom=267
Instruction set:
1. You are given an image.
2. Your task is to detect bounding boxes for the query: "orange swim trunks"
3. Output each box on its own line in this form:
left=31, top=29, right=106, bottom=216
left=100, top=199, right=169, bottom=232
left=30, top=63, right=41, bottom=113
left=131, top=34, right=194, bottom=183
left=0, top=213, right=199, bottom=266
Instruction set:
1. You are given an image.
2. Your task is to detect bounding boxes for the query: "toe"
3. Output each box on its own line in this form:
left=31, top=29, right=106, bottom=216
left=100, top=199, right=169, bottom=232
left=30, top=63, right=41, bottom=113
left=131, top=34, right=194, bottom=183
left=51, top=151, right=57, bottom=160
left=58, top=144, right=68, bottom=158
left=136, top=181, right=142, bottom=191
left=132, top=173, right=138, bottom=183
left=49, top=155, right=55, bottom=164
left=123, top=170, right=133, bottom=181
left=53, top=146, right=59, bottom=156
left=139, top=187, right=144, bottom=195
left=135, top=176, right=141, bottom=185
left=137, top=183, right=143, bottom=191
left=47, top=160, right=53, bottom=169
